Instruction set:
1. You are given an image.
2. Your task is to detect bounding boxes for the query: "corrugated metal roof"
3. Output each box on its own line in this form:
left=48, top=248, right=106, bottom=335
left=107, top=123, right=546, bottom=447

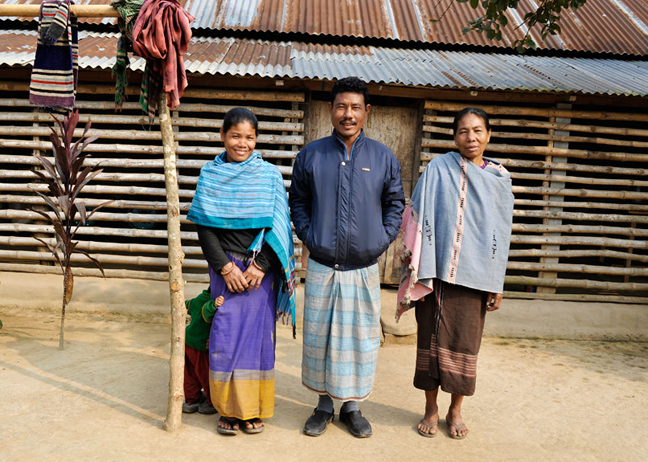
left=1, top=0, right=647, bottom=55
left=0, top=30, right=646, bottom=97
left=183, top=0, right=648, bottom=55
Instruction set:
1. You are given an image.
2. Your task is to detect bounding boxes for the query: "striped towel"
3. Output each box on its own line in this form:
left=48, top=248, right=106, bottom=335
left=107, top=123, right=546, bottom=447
left=29, top=0, right=78, bottom=111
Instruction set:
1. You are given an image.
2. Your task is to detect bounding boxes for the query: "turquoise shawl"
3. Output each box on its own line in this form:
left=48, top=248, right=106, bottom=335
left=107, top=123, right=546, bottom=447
left=187, top=151, right=296, bottom=328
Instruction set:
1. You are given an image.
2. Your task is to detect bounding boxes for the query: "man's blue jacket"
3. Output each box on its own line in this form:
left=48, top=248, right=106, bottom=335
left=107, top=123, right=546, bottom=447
left=289, top=131, right=405, bottom=271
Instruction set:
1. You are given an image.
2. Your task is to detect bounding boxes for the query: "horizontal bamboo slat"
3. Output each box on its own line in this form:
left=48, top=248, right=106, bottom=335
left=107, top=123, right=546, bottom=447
left=503, top=291, right=648, bottom=304
left=0, top=262, right=210, bottom=284
left=508, top=248, right=648, bottom=263
left=421, top=139, right=648, bottom=163
left=424, top=101, right=648, bottom=123
left=0, top=98, right=305, bottom=119
left=504, top=276, right=648, bottom=292
left=424, top=115, right=648, bottom=139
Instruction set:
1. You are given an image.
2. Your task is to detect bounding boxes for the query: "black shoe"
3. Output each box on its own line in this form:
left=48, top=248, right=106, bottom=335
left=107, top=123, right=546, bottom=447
left=182, top=401, right=200, bottom=413
left=339, top=410, right=372, bottom=438
left=198, top=401, right=217, bottom=414
left=303, top=408, right=334, bottom=436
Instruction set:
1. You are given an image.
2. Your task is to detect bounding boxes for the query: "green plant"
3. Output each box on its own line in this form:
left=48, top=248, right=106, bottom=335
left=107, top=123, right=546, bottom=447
left=30, top=110, right=111, bottom=350
left=431, top=0, right=588, bottom=52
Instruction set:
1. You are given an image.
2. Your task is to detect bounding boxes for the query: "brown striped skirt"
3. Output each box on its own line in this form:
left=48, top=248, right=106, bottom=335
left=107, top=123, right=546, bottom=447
left=414, top=279, right=487, bottom=396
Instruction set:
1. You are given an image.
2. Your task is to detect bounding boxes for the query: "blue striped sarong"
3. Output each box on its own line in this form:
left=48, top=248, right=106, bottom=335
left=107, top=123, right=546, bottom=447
left=301, top=258, right=382, bottom=401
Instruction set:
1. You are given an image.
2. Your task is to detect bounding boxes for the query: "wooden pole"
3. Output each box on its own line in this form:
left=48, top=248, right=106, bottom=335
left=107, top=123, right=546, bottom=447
left=158, top=92, right=186, bottom=432
left=0, top=5, right=119, bottom=17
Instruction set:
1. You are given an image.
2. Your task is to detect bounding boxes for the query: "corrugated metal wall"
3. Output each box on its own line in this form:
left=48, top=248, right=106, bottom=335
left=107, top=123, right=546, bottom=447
left=0, top=81, right=304, bottom=283
left=420, top=101, right=648, bottom=304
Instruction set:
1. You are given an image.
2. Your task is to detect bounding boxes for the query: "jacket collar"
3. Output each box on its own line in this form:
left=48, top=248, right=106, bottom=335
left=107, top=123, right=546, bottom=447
left=332, top=129, right=366, bottom=153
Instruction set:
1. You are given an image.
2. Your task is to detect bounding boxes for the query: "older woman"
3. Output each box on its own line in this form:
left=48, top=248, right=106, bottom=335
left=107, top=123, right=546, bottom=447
left=187, top=107, right=296, bottom=435
left=397, top=108, right=514, bottom=439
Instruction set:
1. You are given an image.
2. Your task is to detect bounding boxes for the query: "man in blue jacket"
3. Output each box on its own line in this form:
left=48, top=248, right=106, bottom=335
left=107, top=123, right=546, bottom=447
left=290, top=76, right=405, bottom=438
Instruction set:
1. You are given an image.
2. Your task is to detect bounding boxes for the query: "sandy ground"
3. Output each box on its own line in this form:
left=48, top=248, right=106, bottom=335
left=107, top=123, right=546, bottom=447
left=1, top=273, right=648, bottom=461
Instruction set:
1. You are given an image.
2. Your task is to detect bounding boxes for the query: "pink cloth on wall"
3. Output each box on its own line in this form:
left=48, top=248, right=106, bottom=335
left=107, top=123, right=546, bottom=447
left=132, top=0, right=194, bottom=110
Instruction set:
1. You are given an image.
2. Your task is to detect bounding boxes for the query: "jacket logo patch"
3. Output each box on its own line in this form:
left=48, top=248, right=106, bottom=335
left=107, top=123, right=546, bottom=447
left=362, top=167, right=371, bottom=171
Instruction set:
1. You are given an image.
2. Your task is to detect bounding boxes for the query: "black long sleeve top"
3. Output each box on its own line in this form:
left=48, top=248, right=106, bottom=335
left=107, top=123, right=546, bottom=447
left=196, top=225, right=279, bottom=273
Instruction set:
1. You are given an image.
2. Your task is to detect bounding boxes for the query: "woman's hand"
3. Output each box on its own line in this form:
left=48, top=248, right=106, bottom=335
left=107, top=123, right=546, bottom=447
left=486, top=292, right=502, bottom=311
left=243, top=262, right=265, bottom=291
left=221, top=262, right=248, bottom=293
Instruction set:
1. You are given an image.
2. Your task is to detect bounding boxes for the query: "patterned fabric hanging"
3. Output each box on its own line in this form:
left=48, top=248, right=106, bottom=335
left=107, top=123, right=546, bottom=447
left=29, top=0, right=78, bottom=112
left=111, top=0, right=145, bottom=110
left=132, top=0, right=194, bottom=121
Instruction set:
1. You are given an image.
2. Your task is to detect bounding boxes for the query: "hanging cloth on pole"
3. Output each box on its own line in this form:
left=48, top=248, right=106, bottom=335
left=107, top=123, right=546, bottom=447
left=111, top=0, right=145, bottom=110
left=29, top=0, right=79, bottom=112
left=131, top=0, right=194, bottom=121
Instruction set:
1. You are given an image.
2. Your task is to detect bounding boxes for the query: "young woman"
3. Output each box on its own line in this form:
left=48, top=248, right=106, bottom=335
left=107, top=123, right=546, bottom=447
left=187, top=108, right=296, bottom=435
left=398, top=108, right=514, bottom=439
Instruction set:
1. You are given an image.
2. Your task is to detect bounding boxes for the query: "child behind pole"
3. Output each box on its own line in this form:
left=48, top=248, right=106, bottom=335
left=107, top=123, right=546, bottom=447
left=183, top=288, right=224, bottom=414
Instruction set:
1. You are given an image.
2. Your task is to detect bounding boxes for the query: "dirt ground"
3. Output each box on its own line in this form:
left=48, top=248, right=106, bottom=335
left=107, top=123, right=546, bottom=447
left=1, top=273, right=648, bottom=462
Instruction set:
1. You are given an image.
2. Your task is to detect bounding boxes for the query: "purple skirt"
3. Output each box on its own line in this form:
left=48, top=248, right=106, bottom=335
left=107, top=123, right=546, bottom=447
left=208, top=254, right=278, bottom=420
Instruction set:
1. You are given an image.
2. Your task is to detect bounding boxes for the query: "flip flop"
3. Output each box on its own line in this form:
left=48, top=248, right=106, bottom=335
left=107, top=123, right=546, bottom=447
left=241, top=418, right=265, bottom=434
left=446, top=420, right=468, bottom=440
left=217, top=416, right=239, bottom=435
left=417, top=419, right=438, bottom=438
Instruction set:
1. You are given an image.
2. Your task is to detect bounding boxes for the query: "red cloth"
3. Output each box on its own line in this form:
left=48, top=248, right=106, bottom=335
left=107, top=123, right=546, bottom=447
left=184, top=345, right=211, bottom=405
left=132, top=0, right=194, bottom=109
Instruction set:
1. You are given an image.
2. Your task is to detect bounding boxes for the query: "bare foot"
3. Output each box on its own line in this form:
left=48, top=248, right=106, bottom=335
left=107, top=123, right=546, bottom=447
left=445, top=412, right=468, bottom=439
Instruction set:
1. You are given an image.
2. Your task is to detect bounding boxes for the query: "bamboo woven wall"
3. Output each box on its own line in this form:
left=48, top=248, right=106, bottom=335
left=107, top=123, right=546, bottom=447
left=420, top=101, right=648, bottom=304
left=0, top=81, right=304, bottom=284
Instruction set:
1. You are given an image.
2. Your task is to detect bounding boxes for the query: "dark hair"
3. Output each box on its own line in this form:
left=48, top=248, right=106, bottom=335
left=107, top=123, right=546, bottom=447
left=452, top=107, right=490, bottom=134
left=330, top=76, right=371, bottom=106
left=222, top=107, right=259, bottom=136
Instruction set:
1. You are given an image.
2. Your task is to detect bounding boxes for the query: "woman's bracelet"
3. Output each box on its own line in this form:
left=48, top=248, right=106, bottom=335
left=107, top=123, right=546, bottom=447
left=220, top=261, right=235, bottom=275
left=252, top=260, right=263, bottom=271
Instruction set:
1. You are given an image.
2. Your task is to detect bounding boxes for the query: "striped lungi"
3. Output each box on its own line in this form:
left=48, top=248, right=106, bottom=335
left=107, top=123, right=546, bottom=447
left=414, top=279, right=486, bottom=396
left=301, top=257, right=382, bottom=401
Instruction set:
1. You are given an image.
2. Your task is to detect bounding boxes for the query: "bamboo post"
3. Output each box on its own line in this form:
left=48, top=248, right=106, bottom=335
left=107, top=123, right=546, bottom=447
left=538, top=104, right=570, bottom=294
left=158, top=92, right=186, bottom=432
left=0, top=5, right=119, bottom=17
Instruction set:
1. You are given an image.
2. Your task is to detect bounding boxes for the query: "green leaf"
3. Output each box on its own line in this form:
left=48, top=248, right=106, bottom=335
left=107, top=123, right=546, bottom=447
left=470, top=0, right=479, bottom=8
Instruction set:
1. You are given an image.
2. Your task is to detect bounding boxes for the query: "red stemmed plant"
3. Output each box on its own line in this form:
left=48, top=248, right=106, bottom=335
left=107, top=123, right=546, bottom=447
left=30, top=110, right=112, bottom=350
